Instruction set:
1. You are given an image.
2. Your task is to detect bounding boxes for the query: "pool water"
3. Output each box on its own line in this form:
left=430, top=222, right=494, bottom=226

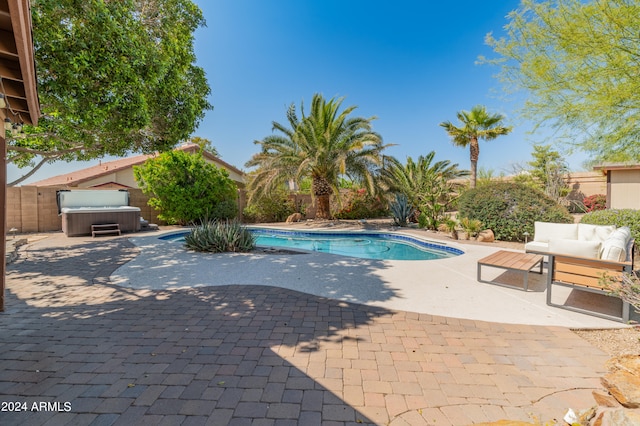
left=162, top=229, right=463, bottom=261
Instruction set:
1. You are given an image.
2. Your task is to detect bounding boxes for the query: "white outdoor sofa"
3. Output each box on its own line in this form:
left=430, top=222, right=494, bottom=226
left=525, top=221, right=635, bottom=322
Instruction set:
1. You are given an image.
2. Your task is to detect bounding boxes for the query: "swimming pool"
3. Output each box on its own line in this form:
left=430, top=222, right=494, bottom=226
left=161, top=228, right=463, bottom=261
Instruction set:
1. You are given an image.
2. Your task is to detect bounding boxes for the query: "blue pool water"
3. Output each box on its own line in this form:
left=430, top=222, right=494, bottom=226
left=161, top=228, right=463, bottom=261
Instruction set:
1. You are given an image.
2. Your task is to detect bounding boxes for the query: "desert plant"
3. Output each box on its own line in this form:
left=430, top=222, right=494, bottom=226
left=245, top=93, right=388, bottom=219
left=603, top=272, right=640, bottom=315
left=380, top=152, right=469, bottom=230
left=418, top=212, right=429, bottom=229
left=184, top=220, right=255, bottom=253
left=459, top=217, right=482, bottom=240
left=583, top=194, right=607, bottom=212
left=457, top=182, right=573, bottom=241
left=440, top=105, right=512, bottom=189
left=390, top=193, right=414, bottom=227
left=438, top=218, right=459, bottom=239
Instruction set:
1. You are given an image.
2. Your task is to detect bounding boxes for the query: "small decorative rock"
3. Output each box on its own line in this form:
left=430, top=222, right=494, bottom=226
left=592, top=390, right=622, bottom=408
left=592, top=407, right=640, bottom=426
left=285, top=213, right=303, bottom=223
left=477, top=229, right=495, bottom=243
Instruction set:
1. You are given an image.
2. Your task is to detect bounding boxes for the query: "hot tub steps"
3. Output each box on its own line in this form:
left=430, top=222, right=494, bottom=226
left=91, top=223, right=121, bottom=237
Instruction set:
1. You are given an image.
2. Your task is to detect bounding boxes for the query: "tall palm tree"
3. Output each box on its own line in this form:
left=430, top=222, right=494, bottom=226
left=246, top=94, right=388, bottom=219
left=439, top=105, right=512, bottom=189
left=380, top=152, right=469, bottom=229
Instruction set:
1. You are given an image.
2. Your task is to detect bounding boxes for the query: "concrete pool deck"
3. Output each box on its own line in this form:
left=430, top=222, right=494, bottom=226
left=0, top=232, right=620, bottom=425
left=111, top=226, right=636, bottom=329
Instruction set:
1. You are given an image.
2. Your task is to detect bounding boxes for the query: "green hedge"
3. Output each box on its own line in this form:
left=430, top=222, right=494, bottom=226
left=457, top=182, right=573, bottom=241
left=581, top=209, right=640, bottom=243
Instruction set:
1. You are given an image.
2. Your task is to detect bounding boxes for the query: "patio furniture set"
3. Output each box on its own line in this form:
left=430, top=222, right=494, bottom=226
left=477, top=222, right=635, bottom=323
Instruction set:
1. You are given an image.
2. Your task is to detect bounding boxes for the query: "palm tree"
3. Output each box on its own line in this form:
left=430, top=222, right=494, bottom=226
left=380, top=152, right=469, bottom=229
left=439, top=105, right=512, bottom=188
left=246, top=94, right=388, bottom=219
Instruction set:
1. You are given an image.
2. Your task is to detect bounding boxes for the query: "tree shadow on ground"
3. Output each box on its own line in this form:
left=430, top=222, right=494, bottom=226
left=0, top=237, right=390, bottom=424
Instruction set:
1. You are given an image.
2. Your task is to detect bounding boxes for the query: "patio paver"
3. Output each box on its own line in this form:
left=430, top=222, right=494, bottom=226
left=0, top=234, right=611, bottom=425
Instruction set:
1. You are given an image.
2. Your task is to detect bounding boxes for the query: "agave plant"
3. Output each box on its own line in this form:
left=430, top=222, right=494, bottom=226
left=390, top=193, right=415, bottom=227
left=184, top=220, right=256, bottom=253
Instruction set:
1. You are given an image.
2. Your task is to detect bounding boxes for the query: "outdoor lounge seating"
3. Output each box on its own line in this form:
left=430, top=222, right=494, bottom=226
left=525, top=221, right=635, bottom=322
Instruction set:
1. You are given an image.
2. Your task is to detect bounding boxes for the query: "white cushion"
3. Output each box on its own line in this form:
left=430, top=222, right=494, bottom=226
left=533, top=222, right=578, bottom=243
left=548, top=238, right=601, bottom=259
left=600, top=227, right=631, bottom=261
left=525, top=241, right=550, bottom=254
left=577, top=224, right=616, bottom=243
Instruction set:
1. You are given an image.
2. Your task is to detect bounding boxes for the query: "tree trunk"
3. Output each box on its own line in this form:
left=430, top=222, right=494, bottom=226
left=469, top=137, right=479, bottom=189
left=316, top=194, right=331, bottom=219
left=312, top=176, right=333, bottom=219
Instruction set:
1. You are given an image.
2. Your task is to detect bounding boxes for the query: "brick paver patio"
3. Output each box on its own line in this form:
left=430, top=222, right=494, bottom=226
left=0, top=235, right=610, bottom=425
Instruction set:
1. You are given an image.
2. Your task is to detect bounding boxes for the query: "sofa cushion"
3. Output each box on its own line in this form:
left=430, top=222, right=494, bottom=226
left=600, top=227, right=632, bottom=262
left=577, top=223, right=616, bottom=243
left=524, top=241, right=550, bottom=254
left=533, top=222, right=578, bottom=243
left=548, top=238, right=601, bottom=259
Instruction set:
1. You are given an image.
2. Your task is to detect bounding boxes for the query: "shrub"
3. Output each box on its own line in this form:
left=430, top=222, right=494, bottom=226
left=583, top=194, right=607, bottom=212
left=243, top=189, right=297, bottom=223
left=184, top=220, right=255, bottom=253
left=334, top=189, right=388, bottom=220
left=581, top=209, right=640, bottom=244
left=457, top=182, right=573, bottom=241
left=134, top=150, right=238, bottom=225
left=605, top=272, right=640, bottom=313
left=459, top=217, right=483, bottom=240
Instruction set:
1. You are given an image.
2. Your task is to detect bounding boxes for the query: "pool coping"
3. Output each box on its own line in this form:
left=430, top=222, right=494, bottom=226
left=157, top=226, right=466, bottom=258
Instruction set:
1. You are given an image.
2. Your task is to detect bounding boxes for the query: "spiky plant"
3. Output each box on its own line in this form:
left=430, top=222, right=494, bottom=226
left=459, top=217, right=483, bottom=240
left=184, top=220, right=255, bottom=253
left=390, top=193, right=414, bottom=227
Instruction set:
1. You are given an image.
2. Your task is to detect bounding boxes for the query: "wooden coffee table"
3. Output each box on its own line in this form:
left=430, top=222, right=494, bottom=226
left=477, top=250, right=544, bottom=291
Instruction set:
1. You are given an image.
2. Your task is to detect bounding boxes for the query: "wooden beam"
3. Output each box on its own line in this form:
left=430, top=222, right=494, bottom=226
left=0, top=29, right=18, bottom=57
left=0, top=59, right=22, bottom=81
left=0, top=109, right=5, bottom=312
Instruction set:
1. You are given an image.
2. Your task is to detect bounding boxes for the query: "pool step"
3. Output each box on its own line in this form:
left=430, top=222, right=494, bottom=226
left=91, top=223, right=121, bottom=237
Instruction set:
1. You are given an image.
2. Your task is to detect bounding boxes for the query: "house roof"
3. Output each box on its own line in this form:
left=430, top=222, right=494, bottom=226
left=593, top=163, right=640, bottom=173
left=29, top=144, right=246, bottom=187
left=0, top=0, right=41, bottom=126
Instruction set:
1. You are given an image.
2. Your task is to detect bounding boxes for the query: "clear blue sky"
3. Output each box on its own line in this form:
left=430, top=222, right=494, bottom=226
left=9, top=0, right=589, bottom=185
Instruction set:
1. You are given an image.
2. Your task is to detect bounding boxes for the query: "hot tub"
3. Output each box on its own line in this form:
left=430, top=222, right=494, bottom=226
left=57, top=190, right=141, bottom=237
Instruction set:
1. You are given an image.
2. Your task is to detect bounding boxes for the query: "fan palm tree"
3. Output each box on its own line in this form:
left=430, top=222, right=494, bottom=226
left=440, top=105, right=512, bottom=189
left=380, top=152, right=469, bottom=229
left=246, top=94, right=388, bottom=219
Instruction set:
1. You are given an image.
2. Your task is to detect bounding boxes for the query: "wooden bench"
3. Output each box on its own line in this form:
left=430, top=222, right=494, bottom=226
left=547, top=253, right=633, bottom=322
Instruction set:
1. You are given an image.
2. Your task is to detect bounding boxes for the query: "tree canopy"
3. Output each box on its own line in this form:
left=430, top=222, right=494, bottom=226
left=380, top=152, right=469, bottom=229
left=440, top=105, right=511, bottom=188
left=484, top=0, right=640, bottom=163
left=246, top=93, right=388, bottom=219
left=134, top=150, right=238, bottom=225
left=7, top=0, right=211, bottom=185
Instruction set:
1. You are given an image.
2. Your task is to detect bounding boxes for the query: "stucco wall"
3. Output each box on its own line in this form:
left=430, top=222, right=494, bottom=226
left=609, top=170, right=640, bottom=209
